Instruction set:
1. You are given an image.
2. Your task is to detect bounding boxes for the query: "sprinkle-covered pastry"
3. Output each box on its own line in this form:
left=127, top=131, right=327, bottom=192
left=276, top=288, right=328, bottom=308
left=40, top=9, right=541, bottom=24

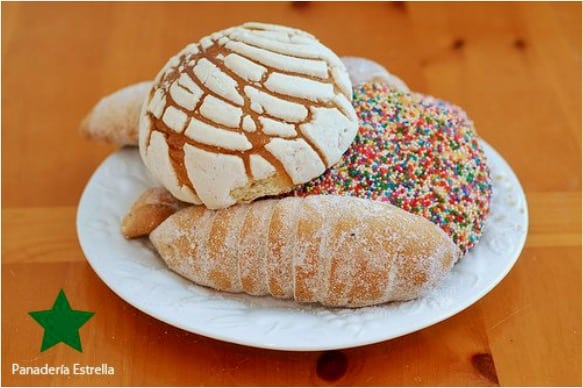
left=290, top=82, right=492, bottom=253
left=138, top=22, right=358, bottom=209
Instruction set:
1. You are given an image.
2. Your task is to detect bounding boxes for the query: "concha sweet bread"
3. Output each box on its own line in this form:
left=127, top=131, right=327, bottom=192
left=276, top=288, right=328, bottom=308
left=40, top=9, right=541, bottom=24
left=138, top=22, right=358, bottom=209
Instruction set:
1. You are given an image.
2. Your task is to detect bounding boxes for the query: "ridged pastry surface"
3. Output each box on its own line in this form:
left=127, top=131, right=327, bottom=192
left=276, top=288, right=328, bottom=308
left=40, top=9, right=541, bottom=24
left=138, top=22, right=358, bottom=209
left=150, top=195, right=459, bottom=307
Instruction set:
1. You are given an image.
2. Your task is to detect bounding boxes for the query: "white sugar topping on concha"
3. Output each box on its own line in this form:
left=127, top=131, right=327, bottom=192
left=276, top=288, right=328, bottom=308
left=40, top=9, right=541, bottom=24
left=138, top=22, right=358, bottom=209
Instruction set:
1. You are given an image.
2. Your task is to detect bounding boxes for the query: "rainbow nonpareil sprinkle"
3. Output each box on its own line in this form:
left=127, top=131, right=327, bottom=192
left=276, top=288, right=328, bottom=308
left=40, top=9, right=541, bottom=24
left=290, top=82, right=492, bottom=254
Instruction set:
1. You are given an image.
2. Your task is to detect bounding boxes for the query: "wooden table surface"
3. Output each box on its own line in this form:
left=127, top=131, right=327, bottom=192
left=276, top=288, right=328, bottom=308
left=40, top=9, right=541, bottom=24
left=2, top=2, right=581, bottom=386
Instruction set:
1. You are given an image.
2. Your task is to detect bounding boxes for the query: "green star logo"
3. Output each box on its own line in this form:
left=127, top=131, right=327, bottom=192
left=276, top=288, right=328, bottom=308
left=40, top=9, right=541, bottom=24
left=28, top=289, right=94, bottom=352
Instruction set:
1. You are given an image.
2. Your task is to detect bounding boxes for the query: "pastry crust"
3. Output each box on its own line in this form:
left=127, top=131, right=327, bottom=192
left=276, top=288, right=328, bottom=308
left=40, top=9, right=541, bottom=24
left=149, top=195, right=460, bottom=307
left=81, top=82, right=151, bottom=146
left=121, top=187, right=188, bottom=238
left=341, top=56, right=409, bottom=91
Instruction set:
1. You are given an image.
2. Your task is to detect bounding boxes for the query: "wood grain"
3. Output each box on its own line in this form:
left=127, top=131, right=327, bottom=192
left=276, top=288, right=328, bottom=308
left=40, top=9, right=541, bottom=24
left=1, top=2, right=581, bottom=386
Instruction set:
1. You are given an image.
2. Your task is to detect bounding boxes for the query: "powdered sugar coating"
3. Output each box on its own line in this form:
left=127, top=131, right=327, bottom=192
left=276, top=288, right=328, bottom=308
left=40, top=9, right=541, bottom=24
left=150, top=195, right=459, bottom=307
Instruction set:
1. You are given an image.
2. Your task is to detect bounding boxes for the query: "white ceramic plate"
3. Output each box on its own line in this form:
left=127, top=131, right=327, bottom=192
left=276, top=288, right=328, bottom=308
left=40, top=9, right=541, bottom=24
left=77, top=141, right=528, bottom=351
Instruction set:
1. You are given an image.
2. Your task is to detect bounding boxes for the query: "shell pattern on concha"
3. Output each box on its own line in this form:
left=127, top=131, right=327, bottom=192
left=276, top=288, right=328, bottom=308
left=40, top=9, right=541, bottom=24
left=139, top=22, right=358, bottom=209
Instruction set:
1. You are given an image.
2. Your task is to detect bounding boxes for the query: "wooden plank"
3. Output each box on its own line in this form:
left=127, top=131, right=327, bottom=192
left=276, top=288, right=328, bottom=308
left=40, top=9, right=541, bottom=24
left=521, top=2, right=582, bottom=146
left=479, top=247, right=582, bottom=386
left=525, top=191, right=582, bottom=247
left=2, top=191, right=580, bottom=264
left=2, top=207, right=84, bottom=264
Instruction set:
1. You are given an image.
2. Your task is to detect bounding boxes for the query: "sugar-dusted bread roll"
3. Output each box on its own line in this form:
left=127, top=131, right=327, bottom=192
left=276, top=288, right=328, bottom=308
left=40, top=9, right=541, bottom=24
left=139, top=22, right=359, bottom=209
left=150, top=195, right=460, bottom=307
left=81, top=81, right=151, bottom=146
left=121, top=187, right=188, bottom=238
left=341, top=56, right=409, bottom=91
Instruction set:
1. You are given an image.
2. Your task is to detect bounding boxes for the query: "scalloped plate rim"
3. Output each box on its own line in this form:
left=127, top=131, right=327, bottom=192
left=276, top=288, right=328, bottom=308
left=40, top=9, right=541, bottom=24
left=76, top=140, right=528, bottom=351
